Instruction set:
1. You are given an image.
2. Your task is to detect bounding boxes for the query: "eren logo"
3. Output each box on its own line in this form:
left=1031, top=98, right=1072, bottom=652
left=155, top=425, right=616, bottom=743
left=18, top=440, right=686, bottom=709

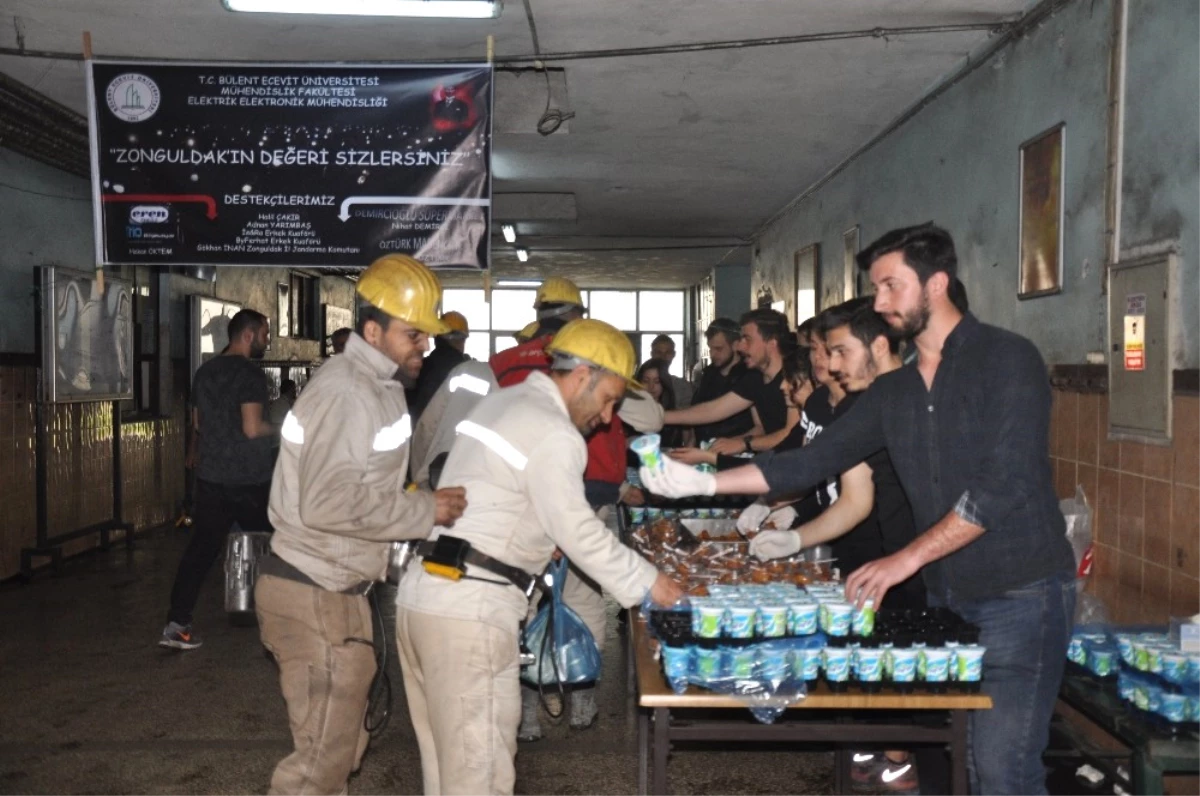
left=129, top=205, right=169, bottom=224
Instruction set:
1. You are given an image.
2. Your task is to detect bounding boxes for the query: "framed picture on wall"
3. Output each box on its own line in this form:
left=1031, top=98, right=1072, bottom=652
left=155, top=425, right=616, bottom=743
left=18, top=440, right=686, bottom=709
left=39, top=266, right=134, bottom=403
left=842, top=226, right=860, bottom=301
left=794, top=243, right=819, bottom=324
left=1018, top=123, right=1065, bottom=298
left=277, top=282, right=291, bottom=338
left=322, top=304, right=353, bottom=356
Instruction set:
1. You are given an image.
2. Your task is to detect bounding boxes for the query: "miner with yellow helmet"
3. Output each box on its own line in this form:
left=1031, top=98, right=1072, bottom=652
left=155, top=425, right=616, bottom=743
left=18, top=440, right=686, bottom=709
left=408, top=309, right=472, bottom=422
left=256, top=254, right=468, bottom=795
left=396, top=318, right=684, bottom=795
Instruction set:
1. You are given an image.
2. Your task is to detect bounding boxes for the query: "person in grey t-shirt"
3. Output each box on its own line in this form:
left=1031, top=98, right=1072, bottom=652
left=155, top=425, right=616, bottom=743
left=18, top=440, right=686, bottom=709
left=159, top=309, right=275, bottom=650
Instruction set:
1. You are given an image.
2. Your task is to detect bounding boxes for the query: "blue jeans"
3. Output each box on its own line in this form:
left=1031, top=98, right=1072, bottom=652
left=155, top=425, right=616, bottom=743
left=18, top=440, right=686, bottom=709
left=931, top=573, right=1075, bottom=795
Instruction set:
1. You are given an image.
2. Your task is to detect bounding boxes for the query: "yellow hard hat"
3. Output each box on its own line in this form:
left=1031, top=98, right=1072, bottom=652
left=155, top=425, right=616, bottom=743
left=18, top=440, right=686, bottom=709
left=546, top=318, right=642, bottom=389
left=535, top=276, right=583, bottom=309
left=514, top=321, right=540, bottom=342
left=441, top=311, right=469, bottom=337
left=356, top=254, right=448, bottom=336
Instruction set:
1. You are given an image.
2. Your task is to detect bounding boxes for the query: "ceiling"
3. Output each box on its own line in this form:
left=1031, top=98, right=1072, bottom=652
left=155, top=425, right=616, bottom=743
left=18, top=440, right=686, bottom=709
left=0, top=1, right=1028, bottom=288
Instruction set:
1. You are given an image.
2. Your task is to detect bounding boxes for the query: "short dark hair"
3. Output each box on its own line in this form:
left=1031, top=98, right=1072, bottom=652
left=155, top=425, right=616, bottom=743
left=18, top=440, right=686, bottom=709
left=635, top=358, right=676, bottom=410
left=817, top=297, right=900, bottom=355
left=227, top=309, right=267, bottom=341
left=739, top=309, right=791, bottom=348
left=857, top=222, right=957, bottom=283
left=651, top=334, right=675, bottom=350
left=781, top=346, right=813, bottom=389
left=705, top=318, right=741, bottom=345
left=280, top=378, right=297, bottom=394
left=355, top=299, right=394, bottom=336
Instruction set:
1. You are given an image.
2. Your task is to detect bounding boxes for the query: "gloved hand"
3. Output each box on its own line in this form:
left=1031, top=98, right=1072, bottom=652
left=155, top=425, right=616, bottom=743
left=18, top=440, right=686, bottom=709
left=639, top=457, right=716, bottom=499
left=749, top=529, right=803, bottom=560
left=764, top=505, right=797, bottom=532
left=736, top=501, right=771, bottom=535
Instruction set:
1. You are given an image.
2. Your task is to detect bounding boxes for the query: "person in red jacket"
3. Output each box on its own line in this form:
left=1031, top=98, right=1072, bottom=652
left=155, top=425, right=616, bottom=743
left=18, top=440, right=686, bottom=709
left=490, top=276, right=662, bottom=738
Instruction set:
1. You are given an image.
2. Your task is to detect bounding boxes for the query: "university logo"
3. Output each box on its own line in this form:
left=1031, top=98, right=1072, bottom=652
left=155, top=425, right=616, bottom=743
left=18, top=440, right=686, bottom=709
left=106, top=73, right=161, bottom=122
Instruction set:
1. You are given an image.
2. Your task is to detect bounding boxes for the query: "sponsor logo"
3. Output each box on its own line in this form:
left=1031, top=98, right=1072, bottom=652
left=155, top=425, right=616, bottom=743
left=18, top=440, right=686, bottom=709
left=126, top=225, right=143, bottom=239
left=129, top=205, right=169, bottom=224
left=106, top=73, right=161, bottom=122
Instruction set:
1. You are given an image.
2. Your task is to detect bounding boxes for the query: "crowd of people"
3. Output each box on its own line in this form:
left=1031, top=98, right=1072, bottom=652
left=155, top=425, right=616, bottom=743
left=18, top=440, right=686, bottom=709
left=159, top=221, right=1074, bottom=796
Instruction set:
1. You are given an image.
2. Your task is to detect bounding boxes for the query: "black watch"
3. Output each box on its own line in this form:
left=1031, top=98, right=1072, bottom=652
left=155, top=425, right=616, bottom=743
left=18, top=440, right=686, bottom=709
left=743, top=435, right=754, bottom=453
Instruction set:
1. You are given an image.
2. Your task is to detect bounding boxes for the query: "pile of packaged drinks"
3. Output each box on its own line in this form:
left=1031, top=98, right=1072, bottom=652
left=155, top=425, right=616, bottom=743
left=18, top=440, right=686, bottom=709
left=649, top=582, right=986, bottom=696
left=1069, top=627, right=1200, bottom=725
left=625, top=466, right=752, bottom=520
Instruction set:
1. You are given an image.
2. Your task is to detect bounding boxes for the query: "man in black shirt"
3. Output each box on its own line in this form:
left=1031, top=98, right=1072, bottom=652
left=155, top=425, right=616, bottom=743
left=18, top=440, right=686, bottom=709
left=407, top=311, right=470, bottom=421
left=664, top=309, right=798, bottom=452
left=690, top=318, right=754, bottom=441
left=641, top=224, right=1076, bottom=796
left=160, top=309, right=276, bottom=650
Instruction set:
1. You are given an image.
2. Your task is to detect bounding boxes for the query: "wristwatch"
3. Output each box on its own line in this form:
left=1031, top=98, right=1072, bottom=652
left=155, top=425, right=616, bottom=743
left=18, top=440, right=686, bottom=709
left=742, top=435, right=755, bottom=454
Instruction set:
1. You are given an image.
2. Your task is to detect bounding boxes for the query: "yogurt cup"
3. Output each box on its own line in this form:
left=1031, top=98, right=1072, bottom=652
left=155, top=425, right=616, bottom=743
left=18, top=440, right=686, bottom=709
left=1087, top=649, right=1116, bottom=678
left=630, top=434, right=666, bottom=474
left=663, top=509, right=679, bottom=520
left=923, top=647, right=953, bottom=683
left=1187, top=655, right=1200, bottom=684
left=759, top=647, right=790, bottom=681
left=891, top=648, right=919, bottom=684
left=726, top=604, right=757, bottom=639
left=800, top=647, right=823, bottom=681
left=629, top=507, right=647, bottom=524
left=756, top=604, right=789, bottom=638
left=729, top=647, right=757, bottom=679
left=851, top=600, right=876, bottom=637
left=820, top=601, right=853, bottom=637
left=1160, top=651, right=1188, bottom=684
left=1067, top=636, right=1086, bottom=665
left=661, top=645, right=692, bottom=681
left=694, top=647, right=723, bottom=682
left=855, top=647, right=884, bottom=683
left=696, top=507, right=712, bottom=519
left=693, top=604, right=725, bottom=639
left=954, top=645, right=986, bottom=683
left=1158, top=691, right=1188, bottom=723
left=1132, top=640, right=1152, bottom=672
left=1115, top=634, right=1135, bottom=666
left=824, top=647, right=852, bottom=683
left=1133, top=683, right=1150, bottom=711
left=647, top=507, right=664, bottom=521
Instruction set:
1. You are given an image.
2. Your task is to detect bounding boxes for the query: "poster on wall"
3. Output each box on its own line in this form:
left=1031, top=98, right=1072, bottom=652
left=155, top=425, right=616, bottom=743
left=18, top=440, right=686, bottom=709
left=40, top=266, right=134, bottom=403
left=189, top=295, right=242, bottom=381
left=1018, top=123, right=1065, bottom=298
left=322, top=304, right=354, bottom=356
left=87, top=61, right=493, bottom=270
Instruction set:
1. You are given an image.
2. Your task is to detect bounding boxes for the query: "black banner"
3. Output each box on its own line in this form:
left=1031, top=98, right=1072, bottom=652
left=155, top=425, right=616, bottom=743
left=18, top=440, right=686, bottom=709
left=87, top=61, right=492, bottom=269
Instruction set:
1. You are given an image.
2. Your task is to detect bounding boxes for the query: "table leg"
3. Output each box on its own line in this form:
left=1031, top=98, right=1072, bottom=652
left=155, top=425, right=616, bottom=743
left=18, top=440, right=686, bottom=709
left=1132, top=751, right=1165, bottom=796
left=652, top=707, right=670, bottom=795
left=950, top=710, right=969, bottom=796
left=638, top=708, right=649, bottom=795
left=833, top=713, right=850, bottom=795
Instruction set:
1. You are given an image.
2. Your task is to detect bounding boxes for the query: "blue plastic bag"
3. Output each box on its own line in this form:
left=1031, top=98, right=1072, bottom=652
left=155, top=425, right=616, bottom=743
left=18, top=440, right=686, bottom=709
left=520, top=558, right=603, bottom=686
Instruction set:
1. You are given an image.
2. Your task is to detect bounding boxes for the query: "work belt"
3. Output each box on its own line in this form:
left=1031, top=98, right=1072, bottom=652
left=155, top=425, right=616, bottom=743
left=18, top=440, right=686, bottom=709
left=259, top=553, right=375, bottom=596
left=413, top=540, right=540, bottom=597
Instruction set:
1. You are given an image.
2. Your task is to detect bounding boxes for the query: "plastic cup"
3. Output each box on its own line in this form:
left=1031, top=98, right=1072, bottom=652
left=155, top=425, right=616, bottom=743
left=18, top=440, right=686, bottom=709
left=729, top=647, right=757, bottom=679
left=630, top=434, right=666, bottom=474
left=1133, top=683, right=1150, bottom=711
left=1187, top=655, right=1200, bottom=684
left=695, top=647, right=722, bottom=683
left=1132, top=640, right=1151, bottom=672
left=693, top=604, right=725, bottom=639
left=661, top=645, right=692, bottom=681
left=1158, top=691, right=1188, bottom=723
left=821, top=601, right=853, bottom=637
left=855, top=647, right=884, bottom=683
left=924, top=647, right=953, bottom=683
left=800, top=647, right=822, bottom=682
left=760, top=646, right=790, bottom=681
left=824, top=646, right=852, bottom=683
left=1117, top=671, right=1136, bottom=702
left=788, top=602, right=819, bottom=636
left=1147, top=683, right=1163, bottom=713
left=1088, top=649, right=1116, bottom=678
left=647, top=507, right=664, bottom=521
left=696, top=507, right=712, bottom=519
left=851, top=600, right=876, bottom=637
left=1067, top=636, right=1086, bottom=665
left=1115, top=634, right=1135, bottom=666
left=726, top=604, right=757, bottom=639
left=954, top=645, right=986, bottom=683
left=757, top=604, right=788, bottom=638
left=891, top=648, right=919, bottom=684
left=629, top=507, right=647, bottom=524
left=663, top=509, right=678, bottom=520
left=1160, top=651, right=1188, bottom=684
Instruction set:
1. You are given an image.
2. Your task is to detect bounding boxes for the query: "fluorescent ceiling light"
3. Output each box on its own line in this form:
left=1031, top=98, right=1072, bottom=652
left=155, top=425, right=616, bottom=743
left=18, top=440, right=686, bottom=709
left=515, top=248, right=529, bottom=262
left=223, top=0, right=502, bottom=19
left=496, top=279, right=540, bottom=287
left=501, top=224, right=517, bottom=243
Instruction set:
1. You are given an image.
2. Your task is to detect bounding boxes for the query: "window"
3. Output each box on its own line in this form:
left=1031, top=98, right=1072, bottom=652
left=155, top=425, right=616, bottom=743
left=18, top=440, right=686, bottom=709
left=284, top=273, right=319, bottom=339
left=795, top=244, right=819, bottom=326
left=440, top=287, right=689, bottom=374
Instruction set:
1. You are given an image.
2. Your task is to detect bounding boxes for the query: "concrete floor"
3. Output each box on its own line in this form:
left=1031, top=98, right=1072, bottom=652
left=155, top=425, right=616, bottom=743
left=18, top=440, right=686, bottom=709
left=0, top=527, right=836, bottom=795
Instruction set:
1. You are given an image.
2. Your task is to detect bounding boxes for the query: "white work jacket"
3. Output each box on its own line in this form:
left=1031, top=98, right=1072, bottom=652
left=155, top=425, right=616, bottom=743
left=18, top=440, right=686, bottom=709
left=269, top=332, right=436, bottom=592
left=396, top=370, right=658, bottom=631
left=409, top=360, right=498, bottom=488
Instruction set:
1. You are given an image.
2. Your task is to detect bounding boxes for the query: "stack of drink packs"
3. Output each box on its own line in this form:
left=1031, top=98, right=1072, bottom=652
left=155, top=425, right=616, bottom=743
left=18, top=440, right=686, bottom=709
left=1069, top=628, right=1200, bottom=725
left=650, top=582, right=986, bottom=696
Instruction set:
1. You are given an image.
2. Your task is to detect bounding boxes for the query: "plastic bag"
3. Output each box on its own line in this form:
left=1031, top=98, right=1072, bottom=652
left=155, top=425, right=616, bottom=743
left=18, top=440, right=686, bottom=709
left=1061, top=485, right=1094, bottom=589
left=520, top=558, right=602, bottom=686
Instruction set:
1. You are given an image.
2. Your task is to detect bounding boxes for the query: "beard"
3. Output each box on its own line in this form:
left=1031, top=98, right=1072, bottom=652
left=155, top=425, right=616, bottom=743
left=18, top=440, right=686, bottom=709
left=896, top=292, right=932, bottom=339
left=249, top=340, right=267, bottom=360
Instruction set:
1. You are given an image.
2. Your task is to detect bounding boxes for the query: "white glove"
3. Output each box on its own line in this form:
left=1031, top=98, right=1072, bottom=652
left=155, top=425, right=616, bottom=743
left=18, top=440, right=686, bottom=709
left=736, top=501, right=771, bottom=535
left=639, top=457, right=716, bottom=499
left=749, top=529, right=803, bottom=560
left=765, top=505, right=797, bottom=531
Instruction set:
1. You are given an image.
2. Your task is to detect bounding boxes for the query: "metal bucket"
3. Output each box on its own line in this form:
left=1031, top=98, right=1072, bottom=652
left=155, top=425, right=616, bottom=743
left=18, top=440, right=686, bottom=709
left=224, top=531, right=273, bottom=613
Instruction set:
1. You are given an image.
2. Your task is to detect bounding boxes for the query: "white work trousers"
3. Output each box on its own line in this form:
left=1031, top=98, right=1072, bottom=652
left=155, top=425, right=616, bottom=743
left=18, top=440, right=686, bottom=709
left=395, top=606, right=522, bottom=795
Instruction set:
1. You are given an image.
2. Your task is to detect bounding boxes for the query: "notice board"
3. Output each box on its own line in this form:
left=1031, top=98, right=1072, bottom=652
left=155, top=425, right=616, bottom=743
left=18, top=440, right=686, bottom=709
left=87, top=61, right=492, bottom=269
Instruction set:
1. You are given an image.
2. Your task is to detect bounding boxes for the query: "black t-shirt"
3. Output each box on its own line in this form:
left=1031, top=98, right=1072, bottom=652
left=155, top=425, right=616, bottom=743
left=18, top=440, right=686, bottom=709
left=692, top=361, right=755, bottom=441
left=193, top=355, right=274, bottom=485
left=732, top=368, right=788, bottom=434
left=799, top=386, right=853, bottom=508
left=865, top=446, right=926, bottom=611
left=408, top=343, right=469, bottom=421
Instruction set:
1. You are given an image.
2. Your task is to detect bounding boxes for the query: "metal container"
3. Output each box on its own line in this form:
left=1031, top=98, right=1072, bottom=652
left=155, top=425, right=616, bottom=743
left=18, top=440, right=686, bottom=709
left=387, top=541, right=417, bottom=585
left=224, top=531, right=273, bottom=613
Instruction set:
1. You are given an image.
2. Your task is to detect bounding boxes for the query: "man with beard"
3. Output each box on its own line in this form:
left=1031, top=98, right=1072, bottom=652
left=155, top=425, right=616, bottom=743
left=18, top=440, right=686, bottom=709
left=640, top=223, right=1076, bottom=796
left=256, top=255, right=468, bottom=795
left=396, top=319, right=684, bottom=795
left=690, top=318, right=755, bottom=442
left=159, top=308, right=275, bottom=650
